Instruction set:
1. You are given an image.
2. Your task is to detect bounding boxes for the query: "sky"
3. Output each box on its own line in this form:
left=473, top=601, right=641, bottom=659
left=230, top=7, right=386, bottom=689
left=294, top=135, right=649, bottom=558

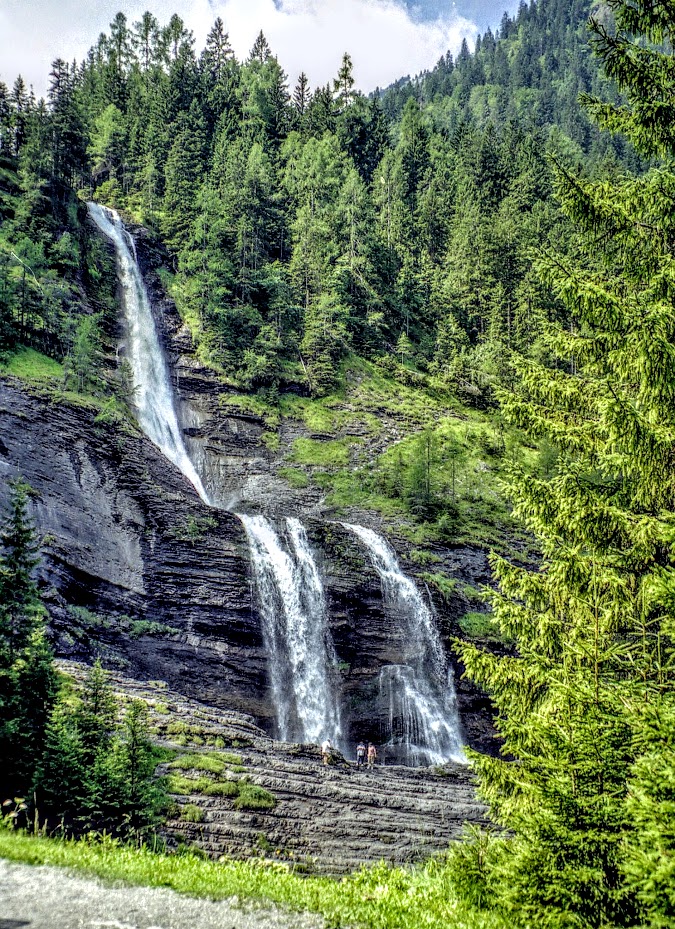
left=0, top=0, right=519, bottom=98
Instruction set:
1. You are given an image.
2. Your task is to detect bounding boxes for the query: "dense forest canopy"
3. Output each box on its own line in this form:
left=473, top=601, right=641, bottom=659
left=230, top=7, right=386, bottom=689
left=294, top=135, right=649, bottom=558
left=0, top=0, right=621, bottom=405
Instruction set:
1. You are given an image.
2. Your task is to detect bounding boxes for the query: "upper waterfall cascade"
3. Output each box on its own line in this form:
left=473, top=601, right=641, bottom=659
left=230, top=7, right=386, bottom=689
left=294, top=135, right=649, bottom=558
left=86, top=202, right=209, bottom=504
left=344, top=524, right=465, bottom=765
left=89, top=204, right=340, bottom=746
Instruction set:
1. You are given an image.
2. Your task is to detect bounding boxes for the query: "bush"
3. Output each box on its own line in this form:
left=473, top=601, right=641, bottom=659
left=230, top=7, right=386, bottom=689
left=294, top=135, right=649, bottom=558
left=233, top=784, right=276, bottom=811
left=169, top=752, right=228, bottom=775
left=181, top=804, right=205, bottom=823
left=204, top=781, right=239, bottom=798
left=443, top=827, right=502, bottom=911
left=166, top=775, right=212, bottom=795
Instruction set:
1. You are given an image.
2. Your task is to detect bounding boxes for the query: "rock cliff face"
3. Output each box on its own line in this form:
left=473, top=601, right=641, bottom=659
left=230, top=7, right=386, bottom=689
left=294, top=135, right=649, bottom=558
left=0, top=376, right=497, bottom=754
left=128, top=229, right=499, bottom=754
left=0, top=220, right=500, bottom=757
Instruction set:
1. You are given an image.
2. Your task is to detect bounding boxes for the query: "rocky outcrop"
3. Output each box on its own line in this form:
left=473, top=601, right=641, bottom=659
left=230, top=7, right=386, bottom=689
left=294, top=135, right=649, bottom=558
left=61, top=661, right=486, bottom=875
left=0, top=374, right=498, bottom=752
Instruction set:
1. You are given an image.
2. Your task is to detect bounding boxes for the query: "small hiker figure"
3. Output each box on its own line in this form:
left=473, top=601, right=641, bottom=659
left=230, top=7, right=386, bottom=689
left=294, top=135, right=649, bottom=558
left=321, top=738, right=332, bottom=766
left=356, top=740, right=366, bottom=767
left=367, top=742, right=377, bottom=769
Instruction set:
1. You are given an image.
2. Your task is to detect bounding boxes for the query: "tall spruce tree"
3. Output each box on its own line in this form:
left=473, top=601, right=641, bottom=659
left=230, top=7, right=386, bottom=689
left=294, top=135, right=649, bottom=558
left=455, top=3, right=675, bottom=926
left=0, top=479, right=56, bottom=799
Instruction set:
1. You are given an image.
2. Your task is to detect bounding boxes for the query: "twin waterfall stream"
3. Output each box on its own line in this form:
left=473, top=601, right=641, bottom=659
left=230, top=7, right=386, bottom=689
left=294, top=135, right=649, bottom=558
left=88, top=202, right=465, bottom=766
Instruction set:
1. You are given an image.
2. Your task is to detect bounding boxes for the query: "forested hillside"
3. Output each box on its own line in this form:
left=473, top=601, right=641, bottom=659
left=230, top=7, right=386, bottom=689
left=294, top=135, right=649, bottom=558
left=2, top=2, right=675, bottom=926
left=381, top=0, right=638, bottom=163
left=0, top=0, right=599, bottom=407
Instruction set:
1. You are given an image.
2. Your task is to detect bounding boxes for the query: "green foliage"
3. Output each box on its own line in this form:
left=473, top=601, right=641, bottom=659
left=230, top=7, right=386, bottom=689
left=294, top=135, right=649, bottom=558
left=291, top=437, right=351, bottom=469
left=0, top=479, right=57, bottom=800
left=453, top=4, right=675, bottom=926
left=0, top=347, right=63, bottom=382
left=169, top=752, right=239, bottom=775
left=204, top=780, right=238, bottom=798
left=277, top=467, right=309, bottom=489
left=0, top=831, right=507, bottom=929
left=35, top=663, right=167, bottom=839
left=180, top=803, right=204, bottom=823
left=457, top=612, right=503, bottom=643
left=167, top=516, right=218, bottom=544
left=166, top=775, right=212, bottom=795
left=233, top=783, right=276, bottom=811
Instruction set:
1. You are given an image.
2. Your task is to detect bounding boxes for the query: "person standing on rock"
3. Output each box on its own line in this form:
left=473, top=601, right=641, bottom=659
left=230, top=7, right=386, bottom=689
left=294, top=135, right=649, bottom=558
left=356, top=740, right=366, bottom=767
left=321, top=738, right=332, bottom=766
left=367, top=742, right=377, bottom=769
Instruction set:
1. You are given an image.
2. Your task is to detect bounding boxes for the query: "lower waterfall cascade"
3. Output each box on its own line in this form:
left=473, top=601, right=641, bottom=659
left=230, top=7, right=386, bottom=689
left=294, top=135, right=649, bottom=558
left=88, top=201, right=466, bottom=765
left=240, top=514, right=342, bottom=746
left=344, top=524, right=465, bottom=765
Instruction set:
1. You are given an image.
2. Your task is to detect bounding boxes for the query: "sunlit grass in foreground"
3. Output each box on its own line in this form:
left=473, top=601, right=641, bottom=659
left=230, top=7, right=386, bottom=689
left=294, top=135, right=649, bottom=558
left=0, top=830, right=504, bottom=929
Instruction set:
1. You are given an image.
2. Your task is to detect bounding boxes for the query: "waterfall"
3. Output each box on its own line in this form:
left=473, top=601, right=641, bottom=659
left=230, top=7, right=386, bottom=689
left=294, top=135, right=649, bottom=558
left=86, top=202, right=209, bottom=504
left=240, top=514, right=342, bottom=746
left=87, top=204, right=465, bottom=762
left=344, top=524, right=465, bottom=765
left=88, top=202, right=342, bottom=747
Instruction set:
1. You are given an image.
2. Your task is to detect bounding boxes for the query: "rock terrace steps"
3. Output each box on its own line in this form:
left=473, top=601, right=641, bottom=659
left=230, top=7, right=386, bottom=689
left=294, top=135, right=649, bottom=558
left=59, top=661, right=487, bottom=875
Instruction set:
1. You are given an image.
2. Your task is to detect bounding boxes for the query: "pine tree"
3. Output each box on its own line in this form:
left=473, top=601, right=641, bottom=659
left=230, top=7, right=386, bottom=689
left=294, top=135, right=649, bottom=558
left=249, top=31, right=272, bottom=65
left=75, top=659, right=117, bottom=767
left=0, top=480, right=57, bottom=799
left=455, top=3, right=675, bottom=926
left=0, top=478, right=42, bottom=656
left=293, top=72, right=311, bottom=116
left=333, top=53, right=357, bottom=113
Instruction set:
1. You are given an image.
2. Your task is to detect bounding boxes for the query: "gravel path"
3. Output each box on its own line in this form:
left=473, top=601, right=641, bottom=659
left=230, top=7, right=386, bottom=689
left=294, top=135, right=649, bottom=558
left=0, top=860, right=325, bottom=929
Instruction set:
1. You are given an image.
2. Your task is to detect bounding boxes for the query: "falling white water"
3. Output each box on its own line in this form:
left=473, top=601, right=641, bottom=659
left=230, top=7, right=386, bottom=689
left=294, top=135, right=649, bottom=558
left=88, top=204, right=342, bottom=748
left=86, top=202, right=208, bottom=504
left=240, top=514, right=342, bottom=746
left=344, top=524, right=465, bottom=765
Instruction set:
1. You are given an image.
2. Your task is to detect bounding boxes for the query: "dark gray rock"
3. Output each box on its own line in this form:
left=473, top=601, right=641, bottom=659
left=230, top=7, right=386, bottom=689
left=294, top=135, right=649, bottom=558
left=60, top=661, right=486, bottom=875
left=0, top=375, right=499, bottom=753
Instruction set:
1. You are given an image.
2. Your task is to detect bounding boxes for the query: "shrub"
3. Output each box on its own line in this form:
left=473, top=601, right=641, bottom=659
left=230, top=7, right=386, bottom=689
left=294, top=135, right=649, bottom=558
left=169, top=752, right=229, bottom=775
left=204, top=781, right=239, bottom=798
left=166, top=775, right=212, bottom=795
left=180, top=804, right=205, bottom=823
left=233, top=784, right=276, bottom=811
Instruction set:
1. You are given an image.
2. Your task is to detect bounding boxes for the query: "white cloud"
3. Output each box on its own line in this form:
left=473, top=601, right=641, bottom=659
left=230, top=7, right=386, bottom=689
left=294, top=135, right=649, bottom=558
left=0, top=0, right=477, bottom=98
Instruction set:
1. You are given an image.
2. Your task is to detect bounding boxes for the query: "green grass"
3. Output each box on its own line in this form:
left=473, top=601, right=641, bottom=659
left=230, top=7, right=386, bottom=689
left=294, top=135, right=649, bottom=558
left=233, top=784, right=276, bottom=812
left=290, top=437, right=353, bottom=469
left=204, top=781, right=239, bottom=798
left=169, top=752, right=242, bottom=775
left=166, top=774, right=213, bottom=795
left=0, top=831, right=504, bottom=929
left=457, top=611, right=509, bottom=645
left=1, top=346, right=63, bottom=382
left=277, top=467, right=309, bottom=489
left=420, top=573, right=458, bottom=602
left=180, top=804, right=205, bottom=823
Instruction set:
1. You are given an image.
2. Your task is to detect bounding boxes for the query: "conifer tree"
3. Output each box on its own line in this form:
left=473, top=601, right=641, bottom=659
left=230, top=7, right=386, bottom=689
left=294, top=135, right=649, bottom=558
left=455, top=3, right=675, bottom=926
left=293, top=72, right=311, bottom=116
left=249, top=30, right=272, bottom=65
left=0, top=480, right=56, bottom=799
left=333, top=53, right=357, bottom=113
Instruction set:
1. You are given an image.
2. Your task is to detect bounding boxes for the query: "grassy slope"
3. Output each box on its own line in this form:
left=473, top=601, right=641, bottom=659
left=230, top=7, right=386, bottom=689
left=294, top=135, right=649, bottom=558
left=0, top=831, right=503, bottom=929
left=0, top=346, right=137, bottom=427
left=222, top=355, right=540, bottom=557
